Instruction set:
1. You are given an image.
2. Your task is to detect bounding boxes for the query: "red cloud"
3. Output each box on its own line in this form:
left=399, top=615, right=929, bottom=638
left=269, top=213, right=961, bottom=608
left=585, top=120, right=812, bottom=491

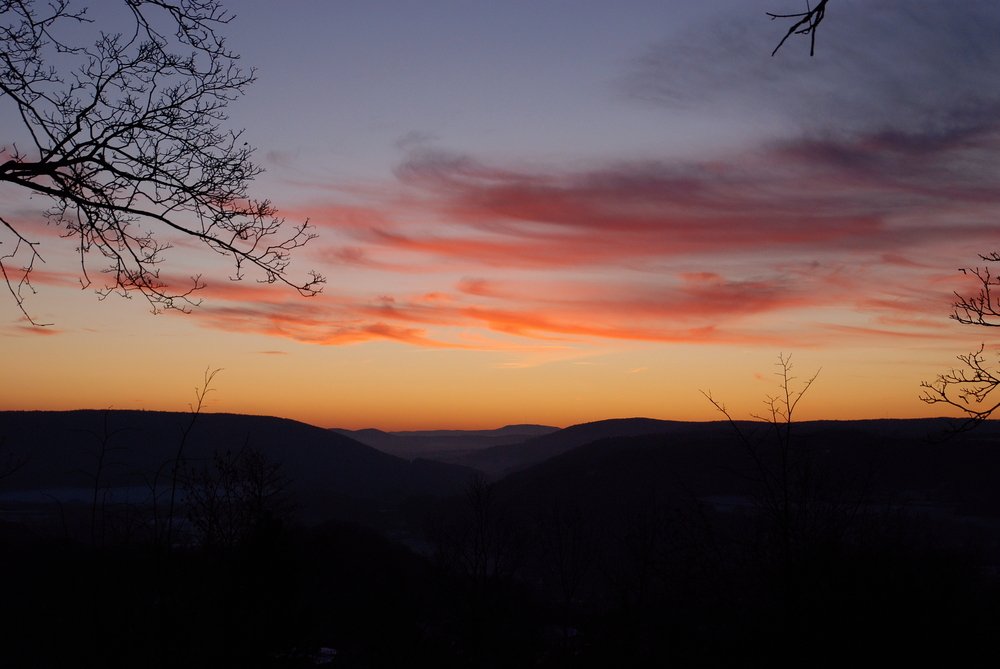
left=178, top=260, right=932, bottom=350
left=172, top=122, right=1000, bottom=350
left=292, top=126, right=1000, bottom=279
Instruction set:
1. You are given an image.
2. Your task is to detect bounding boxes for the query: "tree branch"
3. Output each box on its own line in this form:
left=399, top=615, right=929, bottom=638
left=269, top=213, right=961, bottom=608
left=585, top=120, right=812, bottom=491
left=768, top=0, right=830, bottom=56
left=0, top=0, right=324, bottom=320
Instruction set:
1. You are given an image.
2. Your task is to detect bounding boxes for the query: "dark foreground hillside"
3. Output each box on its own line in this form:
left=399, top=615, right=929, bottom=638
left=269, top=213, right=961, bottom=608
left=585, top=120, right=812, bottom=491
left=3, top=412, right=1000, bottom=667
left=494, top=419, right=1000, bottom=666
left=0, top=410, right=475, bottom=530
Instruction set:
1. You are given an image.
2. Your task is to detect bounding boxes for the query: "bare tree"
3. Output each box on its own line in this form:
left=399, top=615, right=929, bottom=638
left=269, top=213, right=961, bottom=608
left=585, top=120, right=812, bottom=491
left=434, top=474, right=525, bottom=590
left=428, top=474, right=530, bottom=662
left=704, top=354, right=819, bottom=567
left=705, top=354, right=883, bottom=571
left=0, top=0, right=323, bottom=323
left=149, top=366, right=218, bottom=549
left=75, top=408, right=135, bottom=547
left=0, top=432, right=28, bottom=485
left=184, top=442, right=293, bottom=550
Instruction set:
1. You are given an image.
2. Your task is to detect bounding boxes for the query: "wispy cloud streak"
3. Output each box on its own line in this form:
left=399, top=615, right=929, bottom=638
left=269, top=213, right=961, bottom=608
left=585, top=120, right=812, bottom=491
left=181, top=0, right=999, bottom=352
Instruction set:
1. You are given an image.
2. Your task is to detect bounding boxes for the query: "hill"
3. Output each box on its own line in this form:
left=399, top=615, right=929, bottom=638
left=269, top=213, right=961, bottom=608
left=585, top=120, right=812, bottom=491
left=0, top=410, right=477, bottom=528
left=495, top=417, right=1000, bottom=522
left=450, top=417, right=719, bottom=477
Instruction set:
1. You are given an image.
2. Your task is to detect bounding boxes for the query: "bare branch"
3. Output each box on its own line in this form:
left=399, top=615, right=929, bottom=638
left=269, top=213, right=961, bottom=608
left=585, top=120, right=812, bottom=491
left=923, top=253, right=1000, bottom=434
left=0, top=0, right=324, bottom=320
left=921, top=344, right=1000, bottom=434
left=768, top=0, right=830, bottom=56
left=0, top=214, right=51, bottom=325
left=952, top=253, right=1000, bottom=328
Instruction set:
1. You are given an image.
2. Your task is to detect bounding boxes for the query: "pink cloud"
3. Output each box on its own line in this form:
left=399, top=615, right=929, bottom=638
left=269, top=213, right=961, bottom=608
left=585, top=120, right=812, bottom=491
left=290, top=125, right=1000, bottom=281
left=176, top=259, right=938, bottom=350
left=171, top=117, right=1000, bottom=350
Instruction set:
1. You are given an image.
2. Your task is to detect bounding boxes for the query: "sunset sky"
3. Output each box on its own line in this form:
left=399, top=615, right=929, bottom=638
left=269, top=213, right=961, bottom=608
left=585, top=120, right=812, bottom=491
left=3, top=0, right=1000, bottom=429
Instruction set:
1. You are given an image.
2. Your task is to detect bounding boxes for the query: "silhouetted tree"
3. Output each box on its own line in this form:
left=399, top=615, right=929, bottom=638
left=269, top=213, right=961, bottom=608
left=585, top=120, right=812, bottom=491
left=0, top=433, right=27, bottom=484
left=184, top=443, right=293, bottom=550
left=76, top=408, right=135, bottom=547
left=150, top=367, right=219, bottom=550
left=0, top=0, right=323, bottom=323
left=435, top=474, right=526, bottom=596
left=704, top=354, right=822, bottom=568
left=704, top=354, right=880, bottom=569
left=599, top=495, right=677, bottom=662
left=921, top=254, right=1000, bottom=432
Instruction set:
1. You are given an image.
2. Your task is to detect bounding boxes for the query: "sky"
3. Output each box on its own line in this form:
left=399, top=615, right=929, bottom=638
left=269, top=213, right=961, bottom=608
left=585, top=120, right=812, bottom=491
left=3, top=0, right=1000, bottom=429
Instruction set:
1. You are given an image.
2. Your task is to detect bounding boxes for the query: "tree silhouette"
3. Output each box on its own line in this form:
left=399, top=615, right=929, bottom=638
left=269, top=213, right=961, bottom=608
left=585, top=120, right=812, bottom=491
left=184, top=443, right=293, bottom=550
left=0, top=0, right=323, bottom=323
left=703, top=354, right=822, bottom=568
left=921, top=254, right=1000, bottom=432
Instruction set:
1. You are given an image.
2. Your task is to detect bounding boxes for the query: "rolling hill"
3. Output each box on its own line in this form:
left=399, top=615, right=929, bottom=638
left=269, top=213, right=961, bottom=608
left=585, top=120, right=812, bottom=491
left=0, top=410, right=478, bottom=527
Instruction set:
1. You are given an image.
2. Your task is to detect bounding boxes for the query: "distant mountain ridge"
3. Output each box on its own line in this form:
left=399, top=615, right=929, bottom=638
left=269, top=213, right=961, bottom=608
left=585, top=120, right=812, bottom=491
left=451, top=417, right=708, bottom=477
left=334, top=418, right=679, bottom=474
left=388, top=424, right=557, bottom=438
left=331, top=424, right=558, bottom=460
left=335, top=416, right=1000, bottom=479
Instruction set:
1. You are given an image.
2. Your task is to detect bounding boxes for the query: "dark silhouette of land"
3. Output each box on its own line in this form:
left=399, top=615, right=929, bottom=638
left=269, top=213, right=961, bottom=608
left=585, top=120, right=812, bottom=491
left=3, top=410, right=1000, bottom=667
left=0, top=410, right=477, bottom=539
